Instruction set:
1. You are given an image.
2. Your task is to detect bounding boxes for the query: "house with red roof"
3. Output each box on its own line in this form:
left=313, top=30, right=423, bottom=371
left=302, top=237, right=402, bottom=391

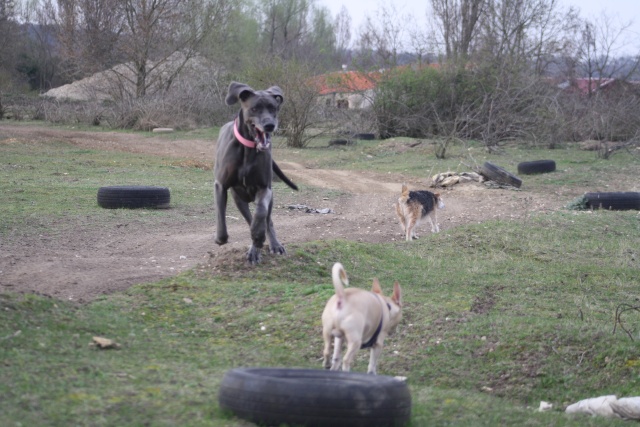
left=559, top=77, right=640, bottom=96
left=310, top=69, right=380, bottom=109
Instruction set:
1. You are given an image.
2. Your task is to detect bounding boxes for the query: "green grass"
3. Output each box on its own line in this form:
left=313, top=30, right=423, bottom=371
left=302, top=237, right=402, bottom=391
left=276, top=136, right=639, bottom=193
left=0, top=136, right=214, bottom=236
left=1, top=128, right=640, bottom=426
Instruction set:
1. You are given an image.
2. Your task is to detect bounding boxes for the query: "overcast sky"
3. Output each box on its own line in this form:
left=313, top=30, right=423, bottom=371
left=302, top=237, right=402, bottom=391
left=319, top=0, right=640, bottom=54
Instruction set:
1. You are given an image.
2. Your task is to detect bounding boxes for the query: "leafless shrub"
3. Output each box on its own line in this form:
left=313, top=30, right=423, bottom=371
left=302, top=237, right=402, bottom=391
left=556, top=82, right=640, bottom=156
left=373, top=64, right=561, bottom=151
left=240, top=59, right=327, bottom=148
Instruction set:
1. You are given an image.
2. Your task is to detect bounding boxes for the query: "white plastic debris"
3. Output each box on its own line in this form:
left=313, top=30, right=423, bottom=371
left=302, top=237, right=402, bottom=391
left=611, top=397, right=640, bottom=420
left=565, top=395, right=640, bottom=420
left=539, top=401, right=553, bottom=412
left=565, top=395, right=617, bottom=417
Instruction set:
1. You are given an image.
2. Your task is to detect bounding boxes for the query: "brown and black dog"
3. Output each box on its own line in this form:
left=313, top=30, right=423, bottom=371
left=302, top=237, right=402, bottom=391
left=394, top=184, right=445, bottom=241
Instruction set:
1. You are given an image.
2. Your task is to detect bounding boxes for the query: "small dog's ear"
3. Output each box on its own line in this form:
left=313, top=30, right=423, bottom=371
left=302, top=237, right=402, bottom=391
left=266, top=86, right=284, bottom=105
left=226, top=81, right=255, bottom=106
left=401, top=183, right=409, bottom=197
left=371, top=278, right=383, bottom=295
left=393, top=281, right=402, bottom=306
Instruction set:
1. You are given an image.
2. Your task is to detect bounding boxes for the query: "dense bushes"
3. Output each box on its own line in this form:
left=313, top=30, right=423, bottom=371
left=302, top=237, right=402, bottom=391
left=373, top=64, right=561, bottom=148
left=372, top=64, right=640, bottom=151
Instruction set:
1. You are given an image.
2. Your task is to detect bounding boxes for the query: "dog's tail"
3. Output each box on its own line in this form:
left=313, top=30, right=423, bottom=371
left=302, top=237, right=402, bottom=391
left=332, top=263, right=348, bottom=308
left=272, top=160, right=298, bottom=191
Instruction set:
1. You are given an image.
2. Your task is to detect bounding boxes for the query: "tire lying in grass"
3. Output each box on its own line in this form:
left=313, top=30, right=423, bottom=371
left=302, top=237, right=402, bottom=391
left=584, top=192, right=640, bottom=210
left=354, top=133, right=375, bottom=140
left=218, top=368, right=411, bottom=427
left=517, top=160, right=556, bottom=175
left=479, top=162, right=522, bottom=188
left=97, top=186, right=171, bottom=209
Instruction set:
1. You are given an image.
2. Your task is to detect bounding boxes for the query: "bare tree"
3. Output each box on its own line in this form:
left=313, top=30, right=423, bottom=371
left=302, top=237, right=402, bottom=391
left=0, top=0, right=17, bottom=85
left=573, top=13, right=640, bottom=84
left=354, top=5, right=406, bottom=68
left=299, top=5, right=336, bottom=67
left=118, top=0, right=230, bottom=97
left=49, top=0, right=231, bottom=98
left=557, top=12, right=640, bottom=148
left=51, top=0, right=124, bottom=77
left=261, top=0, right=311, bottom=59
left=242, top=58, right=324, bottom=147
left=429, top=0, right=486, bottom=61
left=334, top=6, right=351, bottom=54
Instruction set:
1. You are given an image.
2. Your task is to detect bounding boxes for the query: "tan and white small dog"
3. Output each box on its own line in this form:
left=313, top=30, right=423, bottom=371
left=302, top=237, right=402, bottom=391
left=321, top=263, right=402, bottom=374
left=394, top=183, right=445, bottom=241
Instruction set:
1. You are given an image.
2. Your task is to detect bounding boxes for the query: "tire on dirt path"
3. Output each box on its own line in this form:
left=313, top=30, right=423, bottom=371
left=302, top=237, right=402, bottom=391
left=218, top=367, right=412, bottom=427
left=517, top=160, right=556, bottom=175
left=584, top=192, right=640, bottom=210
left=97, top=186, right=171, bottom=209
left=479, top=162, right=523, bottom=188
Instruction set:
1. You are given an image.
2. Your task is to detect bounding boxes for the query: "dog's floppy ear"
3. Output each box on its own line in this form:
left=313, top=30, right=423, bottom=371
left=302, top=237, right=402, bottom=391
left=392, top=281, right=402, bottom=306
left=266, top=86, right=284, bottom=105
left=226, top=81, right=255, bottom=106
left=371, top=278, right=383, bottom=295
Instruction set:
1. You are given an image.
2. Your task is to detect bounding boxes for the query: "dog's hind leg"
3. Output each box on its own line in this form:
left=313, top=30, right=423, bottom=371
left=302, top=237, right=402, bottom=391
left=405, top=216, right=417, bottom=241
left=394, top=202, right=407, bottom=235
left=330, top=336, right=343, bottom=371
left=367, top=344, right=383, bottom=375
left=322, top=329, right=333, bottom=369
left=214, top=181, right=229, bottom=245
left=428, top=211, right=439, bottom=233
left=341, top=338, right=362, bottom=372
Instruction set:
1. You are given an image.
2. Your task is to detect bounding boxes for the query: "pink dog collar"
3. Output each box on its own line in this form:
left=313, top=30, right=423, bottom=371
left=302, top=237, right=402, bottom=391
left=234, top=118, right=257, bottom=148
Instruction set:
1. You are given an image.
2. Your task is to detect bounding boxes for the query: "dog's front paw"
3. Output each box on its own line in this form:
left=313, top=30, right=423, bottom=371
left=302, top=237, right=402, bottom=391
left=269, top=244, right=286, bottom=255
left=215, top=234, right=228, bottom=245
left=246, top=246, right=262, bottom=264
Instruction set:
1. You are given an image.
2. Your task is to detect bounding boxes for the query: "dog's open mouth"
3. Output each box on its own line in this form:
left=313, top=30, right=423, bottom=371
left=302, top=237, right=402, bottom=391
left=253, top=128, right=271, bottom=151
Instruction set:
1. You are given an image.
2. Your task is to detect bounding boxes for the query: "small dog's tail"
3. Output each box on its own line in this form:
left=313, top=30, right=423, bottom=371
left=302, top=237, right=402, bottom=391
left=332, top=263, right=349, bottom=308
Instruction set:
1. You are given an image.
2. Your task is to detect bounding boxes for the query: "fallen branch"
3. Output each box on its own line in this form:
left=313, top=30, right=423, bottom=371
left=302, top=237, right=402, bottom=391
left=613, top=303, right=640, bottom=340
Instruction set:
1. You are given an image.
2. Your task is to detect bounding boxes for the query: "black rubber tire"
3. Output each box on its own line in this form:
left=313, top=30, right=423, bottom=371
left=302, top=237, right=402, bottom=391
left=97, top=186, right=170, bottom=209
left=479, top=162, right=522, bottom=188
left=584, top=192, right=640, bottom=210
left=218, top=368, right=411, bottom=427
left=517, top=160, right=556, bottom=175
left=354, top=133, right=375, bottom=140
left=328, top=139, right=351, bottom=146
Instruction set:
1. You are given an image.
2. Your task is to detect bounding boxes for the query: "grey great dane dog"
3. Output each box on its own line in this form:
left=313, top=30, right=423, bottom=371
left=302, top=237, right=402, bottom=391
left=214, top=81, right=298, bottom=264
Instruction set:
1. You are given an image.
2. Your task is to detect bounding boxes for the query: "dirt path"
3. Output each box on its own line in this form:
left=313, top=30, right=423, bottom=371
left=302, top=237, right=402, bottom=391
left=0, top=124, right=568, bottom=302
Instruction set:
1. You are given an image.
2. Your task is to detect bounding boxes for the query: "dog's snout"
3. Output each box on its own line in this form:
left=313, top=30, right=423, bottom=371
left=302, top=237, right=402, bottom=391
left=263, top=123, right=276, bottom=133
